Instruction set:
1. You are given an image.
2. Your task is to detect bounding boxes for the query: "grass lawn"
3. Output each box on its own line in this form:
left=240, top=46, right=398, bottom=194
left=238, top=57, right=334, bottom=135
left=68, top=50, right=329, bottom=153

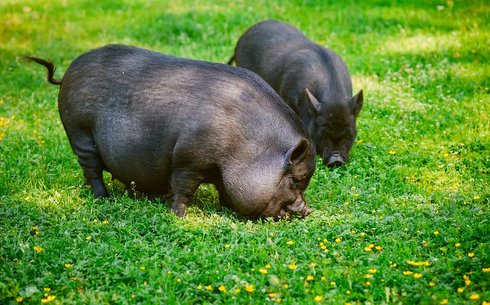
left=0, top=0, right=489, bottom=304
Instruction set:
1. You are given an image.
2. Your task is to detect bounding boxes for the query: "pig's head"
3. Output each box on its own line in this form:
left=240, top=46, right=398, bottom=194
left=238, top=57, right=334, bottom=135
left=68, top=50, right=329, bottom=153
left=256, top=138, right=316, bottom=219
left=303, top=88, right=363, bottom=167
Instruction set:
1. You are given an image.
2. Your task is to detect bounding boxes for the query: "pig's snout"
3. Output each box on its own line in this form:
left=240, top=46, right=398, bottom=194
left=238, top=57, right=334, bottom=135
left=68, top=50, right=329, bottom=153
left=326, top=153, right=345, bottom=167
left=286, top=196, right=313, bottom=217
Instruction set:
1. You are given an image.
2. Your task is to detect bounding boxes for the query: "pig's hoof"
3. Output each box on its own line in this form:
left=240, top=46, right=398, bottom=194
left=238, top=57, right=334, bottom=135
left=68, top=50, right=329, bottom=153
left=172, top=203, right=187, bottom=217
left=89, top=178, right=108, bottom=198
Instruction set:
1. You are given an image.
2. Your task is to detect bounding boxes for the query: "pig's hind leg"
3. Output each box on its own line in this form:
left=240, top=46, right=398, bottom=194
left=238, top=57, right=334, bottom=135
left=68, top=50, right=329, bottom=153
left=67, top=128, right=109, bottom=198
left=170, top=170, right=203, bottom=217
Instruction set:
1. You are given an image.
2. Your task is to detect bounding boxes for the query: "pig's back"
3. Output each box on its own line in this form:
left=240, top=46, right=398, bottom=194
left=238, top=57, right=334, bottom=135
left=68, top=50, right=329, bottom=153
left=234, top=20, right=312, bottom=87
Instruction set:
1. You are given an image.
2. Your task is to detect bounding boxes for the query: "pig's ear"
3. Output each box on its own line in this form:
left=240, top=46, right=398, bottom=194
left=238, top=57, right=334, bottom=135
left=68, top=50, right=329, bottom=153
left=304, top=88, right=322, bottom=113
left=351, top=89, right=363, bottom=117
left=285, top=138, right=310, bottom=167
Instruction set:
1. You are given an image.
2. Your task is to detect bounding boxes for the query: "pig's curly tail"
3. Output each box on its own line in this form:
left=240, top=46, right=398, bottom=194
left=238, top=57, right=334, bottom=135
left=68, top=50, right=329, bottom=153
left=21, top=56, right=62, bottom=85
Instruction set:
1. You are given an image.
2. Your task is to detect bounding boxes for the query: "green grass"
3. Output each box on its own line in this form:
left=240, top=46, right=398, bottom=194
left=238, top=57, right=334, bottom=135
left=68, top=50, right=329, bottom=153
left=1, top=0, right=489, bottom=304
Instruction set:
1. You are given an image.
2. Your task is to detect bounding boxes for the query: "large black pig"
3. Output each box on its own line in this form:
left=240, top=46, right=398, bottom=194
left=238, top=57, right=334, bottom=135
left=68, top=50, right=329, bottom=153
left=229, top=20, right=363, bottom=167
left=23, top=44, right=316, bottom=218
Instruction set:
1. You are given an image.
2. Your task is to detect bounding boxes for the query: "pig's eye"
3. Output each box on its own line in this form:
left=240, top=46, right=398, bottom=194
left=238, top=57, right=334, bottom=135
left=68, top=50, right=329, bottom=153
left=290, top=177, right=301, bottom=187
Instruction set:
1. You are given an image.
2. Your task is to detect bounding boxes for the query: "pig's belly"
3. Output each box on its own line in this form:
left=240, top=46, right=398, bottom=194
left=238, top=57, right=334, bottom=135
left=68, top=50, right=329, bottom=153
left=94, top=128, right=174, bottom=195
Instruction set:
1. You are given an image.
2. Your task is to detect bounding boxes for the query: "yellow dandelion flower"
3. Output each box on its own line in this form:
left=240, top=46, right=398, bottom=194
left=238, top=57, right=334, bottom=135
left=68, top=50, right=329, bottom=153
left=346, top=303, right=352, bottom=305
left=468, top=252, right=475, bottom=258
left=321, top=276, right=326, bottom=281
left=283, top=284, right=289, bottom=289
left=70, top=277, right=77, bottom=281
left=65, top=263, right=73, bottom=268
left=473, top=196, right=480, bottom=200
left=469, top=294, right=479, bottom=300
left=434, top=230, right=439, bottom=235
left=140, top=266, right=145, bottom=271
left=218, top=285, right=227, bottom=292
left=16, top=296, right=23, bottom=303
left=259, top=268, right=268, bottom=274
left=33, top=246, right=43, bottom=253
left=464, top=275, right=471, bottom=286
left=413, top=273, right=423, bottom=279
left=438, top=164, right=444, bottom=169
left=360, top=232, right=366, bottom=237
left=314, top=295, right=323, bottom=302
left=365, top=281, right=371, bottom=286
left=364, top=274, right=373, bottom=279
left=483, top=267, right=490, bottom=272
left=225, top=244, right=230, bottom=248
left=306, top=275, right=314, bottom=281
left=369, top=268, right=377, bottom=274
left=92, top=219, right=98, bottom=223
left=403, top=271, right=413, bottom=275
left=286, top=240, right=294, bottom=245
left=364, top=246, right=373, bottom=252
left=335, top=237, right=342, bottom=243
left=457, top=287, right=464, bottom=293
left=244, top=284, right=254, bottom=292
left=143, top=281, right=147, bottom=285
left=41, top=295, right=56, bottom=303
left=429, top=281, right=436, bottom=287
left=482, top=301, right=490, bottom=305
left=176, top=278, right=181, bottom=283
left=234, top=288, right=241, bottom=293
left=346, top=290, right=351, bottom=295
left=102, top=220, right=109, bottom=225
left=197, top=284, right=202, bottom=290
left=266, top=264, right=271, bottom=269
left=389, top=150, right=396, bottom=155
left=375, top=246, right=383, bottom=251
left=289, top=264, right=297, bottom=270
left=205, top=285, right=212, bottom=291
left=330, top=281, right=336, bottom=286
left=454, top=242, right=461, bottom=247
left=351, top=230, right=356, bottom=234
left=440, top=299, right=448, bottom=305
left=86, top=236, right=91, bottom=241
left=268, top=293, right=276, bottom=298
left=275, top=298, right=282, bottom=303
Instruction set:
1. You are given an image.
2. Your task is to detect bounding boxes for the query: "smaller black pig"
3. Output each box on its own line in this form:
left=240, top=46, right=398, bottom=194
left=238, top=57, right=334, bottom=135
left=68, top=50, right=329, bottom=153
left=23, top=44, right=316, bottom=219
left=229, top=20, right=363, bottom=167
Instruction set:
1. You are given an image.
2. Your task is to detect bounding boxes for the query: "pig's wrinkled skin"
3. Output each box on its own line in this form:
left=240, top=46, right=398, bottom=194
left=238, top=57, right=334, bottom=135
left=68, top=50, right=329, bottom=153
left=23, top=44, right=316, bottom=219
left=229, top=20, right=363, bottom=167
